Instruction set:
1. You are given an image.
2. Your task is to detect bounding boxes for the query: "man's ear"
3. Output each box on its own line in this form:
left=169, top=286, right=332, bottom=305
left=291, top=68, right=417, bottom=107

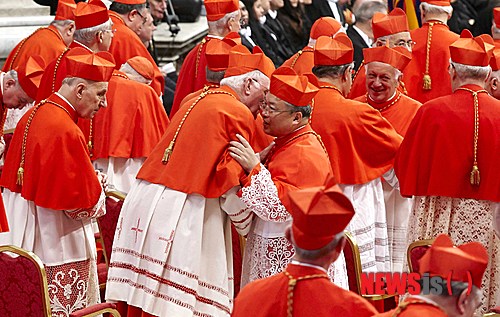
left=455, top=288, right=470, bottom=314
left=66, top=22, right=76, bottom=37
left=491, top=77, right=498, bottom=92
left=75, top=82, right=86, bottom=100
left=244, top=77, right=253, bottom=96
left=292, top=111, right=303, bottom=124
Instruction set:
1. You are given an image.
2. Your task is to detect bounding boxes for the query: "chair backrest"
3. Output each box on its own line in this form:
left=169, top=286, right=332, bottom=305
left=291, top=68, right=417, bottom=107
left=98, top=190, right=126, bottom=264
left=0, top=245, right=51, bottom=317
left=407, top=239, right=434, bottom=273
left=343, top=231, right=363, bottom=294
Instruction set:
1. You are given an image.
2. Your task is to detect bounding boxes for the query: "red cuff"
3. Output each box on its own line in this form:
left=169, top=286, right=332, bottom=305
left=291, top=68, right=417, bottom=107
left=240, top=163, right=262, bottom=188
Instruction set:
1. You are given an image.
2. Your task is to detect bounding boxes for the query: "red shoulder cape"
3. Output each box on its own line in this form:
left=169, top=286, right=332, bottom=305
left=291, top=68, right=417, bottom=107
left=0, top=94, right=102, bottom=209
left=395, top=85, right=500, bottom=201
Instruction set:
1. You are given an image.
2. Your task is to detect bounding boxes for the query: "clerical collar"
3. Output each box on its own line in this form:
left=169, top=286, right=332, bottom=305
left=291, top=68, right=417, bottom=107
left=0, top=72, right=4, bottom=101
left=207, top=34, right=223, bottom=40
left=328, top=0, right=338, bottom=3
left=291, top=260, right=328, bottom=273
left=72, top=40, right=93, bottom=52
left=268, top=9, right=278, bottom=19
left=352, top=25, right=372, bottom=47
left=55, top=92, right=76, bottom=111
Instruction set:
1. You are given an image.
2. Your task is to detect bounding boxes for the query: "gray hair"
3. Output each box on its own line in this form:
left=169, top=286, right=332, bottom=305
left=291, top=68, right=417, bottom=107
left=206, top=69, right=226, bottom=83
left=62, top=76, right=88, bottom=86
left=208, top=10, right=240, bottom=35
left=365, top=61, right=403, bottom=81
left=417, top=278, right=481, bottom=299
left=51, top=19, right=74, bottom=27
left=293, top=231, right=344, bottom=260
left=220, top=69, right=267, bottom=91
left=312, top=63, right=354, bottom=78
left=492, top=24, right=500, bottom=39
left=7, top=69, right=18, bottom=81
left=354, top=1, right=388, bottom=24
left=420, top=2, right=453, bottom=15
left=450, top=60, right=491, bottom=81
left=74, top=19, right=113, bottom=46
left=119, top=62, right=152, bottom=84
left=284, top=101, right=312, bottom=118
left=109, top=2, right=147, bottom=14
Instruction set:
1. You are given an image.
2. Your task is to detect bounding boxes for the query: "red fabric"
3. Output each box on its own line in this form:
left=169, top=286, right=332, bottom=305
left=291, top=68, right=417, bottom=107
left=231, top=223, right=242, bottom=296
left=0, top=93, right=102, bottom=210
left=97, top=262, right=107, bottom=285
left=1, top=25, right=67, bottom=72
left=348, top=62, right=368, bottom=99
left=0, top=110, right=8, bottom=232
left=374, top=297, right=448, bottom=316
left=108, top=12, right=164, bottom=96
left=270, top=67, right=319, bottom=106
left=36, top=41, right=89, bottom=103
left=311, top=85, right=402, bottom=184
left=170, top=38, right=212, bottom=118
left=0, top=250, right=46, bottom=317
left=282, top=47, right=314, bottom=75
left=395, top=84, right=500, bottom=201
left=69, top=303, right=118, bottom=317
left=404, top=23, right=459, bottom=104
left=137, top=86, right=256, bottom=198
left=355, top=92, right=421, bottom=137
left=232, top=263, right=378, bottom=317
left=409, top=245, right=430, bottom=273
left=100, top=196, right=124, bottom=262
left=258, top=125, right=332, bottom=211
left=93, top=71, right=170, bottom=159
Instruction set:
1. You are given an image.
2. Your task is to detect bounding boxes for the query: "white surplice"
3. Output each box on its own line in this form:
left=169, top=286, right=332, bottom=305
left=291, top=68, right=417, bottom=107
left=105, top=179, right=252, bottom=317
left=94, top=157, right=145, bottom=194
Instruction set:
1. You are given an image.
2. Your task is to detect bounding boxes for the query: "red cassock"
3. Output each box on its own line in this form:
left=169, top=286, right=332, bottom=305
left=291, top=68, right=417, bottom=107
left=403, top=22, right=459, bottom=104
left=311, top=84, right=402, bottom=185
left=2, top=25, right=67, bottom=71
left=0, top=93, right=101, bottom=210
left=355, top=91, right=421, bottom=137
left=281, top=46, right=314, bottom=75
left=92, top=71, right=170, bottom=159
left=395, top=84, right=500, bottom=201
left=35, top=41, right=89, bottom=103
left=170, top=37, right=213, bottom=118
left=108, top=12, right=164, bottom=96
left=232, top=263, right=378, bottom=317
left=374, top=297, right=448, bottom=316
left=137, top=85, right=257, bottom=198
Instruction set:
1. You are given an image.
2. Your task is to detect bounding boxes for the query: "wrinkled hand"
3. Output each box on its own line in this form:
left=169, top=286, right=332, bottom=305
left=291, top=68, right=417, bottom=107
left=229, top=134, right=260, bottom=173
left=256, top=141, right=275, bottom=163
left=96, top=170, right=108, bottom=192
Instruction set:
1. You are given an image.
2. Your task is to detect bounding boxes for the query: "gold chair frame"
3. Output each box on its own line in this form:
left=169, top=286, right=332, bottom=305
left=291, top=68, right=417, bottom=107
left=407, top=238, right=434, bottom=273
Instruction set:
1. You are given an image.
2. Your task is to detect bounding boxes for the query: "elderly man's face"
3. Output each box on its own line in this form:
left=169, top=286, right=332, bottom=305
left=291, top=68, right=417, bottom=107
left=260, top=93, right=297, bottom=137
left=130, top=7, right=148, bottom=35
left=245, top=75, right=270, bottom=116
left=2, top=78, right=33, bottom=109
left=376, top=31, right=414, bottom=52
left=139, top=13, right=156, bottom=43
left=366, top=62, right=399, bottom=103
left=75, top=81, right=108, bottom=119
left=148, top=0, right=167, bottom=21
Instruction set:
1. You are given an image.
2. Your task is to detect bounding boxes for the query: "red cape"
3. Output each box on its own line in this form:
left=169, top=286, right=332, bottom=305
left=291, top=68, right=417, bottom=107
left=137, top=86, right=257, bottom=198
left=93, top=71, right=170, bottom=159
left=281, top=46, right=314, bottom=75
left=311, top=85, right=402, bottom=184
left=395, top=84, right=500, bottom=201
left=0, top=94, right=102, bottom=210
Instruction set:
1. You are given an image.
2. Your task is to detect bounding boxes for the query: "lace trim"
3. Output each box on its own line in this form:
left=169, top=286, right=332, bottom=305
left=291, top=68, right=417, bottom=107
left=64, top=190, right=106, bottom=220
left=241, top=164, right=291, bottom=223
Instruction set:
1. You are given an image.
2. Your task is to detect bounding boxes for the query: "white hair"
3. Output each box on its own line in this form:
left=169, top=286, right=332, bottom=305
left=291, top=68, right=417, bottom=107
left=74, top=19, right=112, bottom=46
left=220, top=69, right=267, bottom=92
left=450, top=60, right=491, bottom=81
left=51, top=19, right=74, bottom=27
left=207, top=10, right=239, bottom=35
left=119, top=63, right=152, bottom=84
left=420, top=2, right=453, bottom=15
left=492, top=24, right=500, bottom=40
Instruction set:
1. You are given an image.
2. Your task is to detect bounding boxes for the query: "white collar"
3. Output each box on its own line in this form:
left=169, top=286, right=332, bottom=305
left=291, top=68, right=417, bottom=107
left=259, top=15, right=267, bottom=24
left=352, top=25, right=372, bottom=47
left=0, top=72, right=4, bottom=98
left=328, top=0, right=339, bottom=3
left=268, top=9, right=278, bottom=19
left=291, top=260, right=328, bottom=273
left=207, top=34, right=223, bottom=40
left=55, top=92, right=76, bottom=111
left=72, top=40, right=93, bottom=52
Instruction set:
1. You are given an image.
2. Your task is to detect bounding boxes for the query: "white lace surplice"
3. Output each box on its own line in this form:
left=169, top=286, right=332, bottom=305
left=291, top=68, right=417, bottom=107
left=407, top=196, right=500, bottom=314
left=240, top=165, right=349, bottom=289
left=94, top=157, right=145, bottom=194
left=0, top=189, right=105, bottom=316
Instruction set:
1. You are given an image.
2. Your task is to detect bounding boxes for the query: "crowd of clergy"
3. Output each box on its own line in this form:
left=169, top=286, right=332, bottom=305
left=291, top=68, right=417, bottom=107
left=0, top=0, right=499, bottom=316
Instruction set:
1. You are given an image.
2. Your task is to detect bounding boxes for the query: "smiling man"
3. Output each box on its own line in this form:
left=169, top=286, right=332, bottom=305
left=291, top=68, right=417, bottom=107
left=0, top=48, right=115, bottom=315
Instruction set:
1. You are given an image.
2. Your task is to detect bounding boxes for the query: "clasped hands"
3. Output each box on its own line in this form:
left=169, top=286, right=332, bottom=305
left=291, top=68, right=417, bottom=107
left=229, top=134, right=274, bottom=173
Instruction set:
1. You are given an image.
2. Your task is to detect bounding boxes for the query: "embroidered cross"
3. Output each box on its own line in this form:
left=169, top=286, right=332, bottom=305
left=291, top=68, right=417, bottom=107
left=159, top=230, right=175, bottom=254
left=130, top=218, right=143, bottom=243
left=116, top=218, right=123, bottom=240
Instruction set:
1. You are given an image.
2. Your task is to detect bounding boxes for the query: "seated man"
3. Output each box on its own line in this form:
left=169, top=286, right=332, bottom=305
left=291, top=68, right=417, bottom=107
left=375, top=234, right=488, bottom=317
left=232, top=182, right=378, bottom=317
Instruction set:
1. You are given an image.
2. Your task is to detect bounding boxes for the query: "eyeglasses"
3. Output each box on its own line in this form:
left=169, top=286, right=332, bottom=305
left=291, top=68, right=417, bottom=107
left=104, top=28, right=117, bottom=34
left=136, top=10, right=148, bottom=25
left=259, top=103, right=292, bottom=116
left=250, top=78, right=269, bottom=106
left=393, top=39, right=416, bottom=49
